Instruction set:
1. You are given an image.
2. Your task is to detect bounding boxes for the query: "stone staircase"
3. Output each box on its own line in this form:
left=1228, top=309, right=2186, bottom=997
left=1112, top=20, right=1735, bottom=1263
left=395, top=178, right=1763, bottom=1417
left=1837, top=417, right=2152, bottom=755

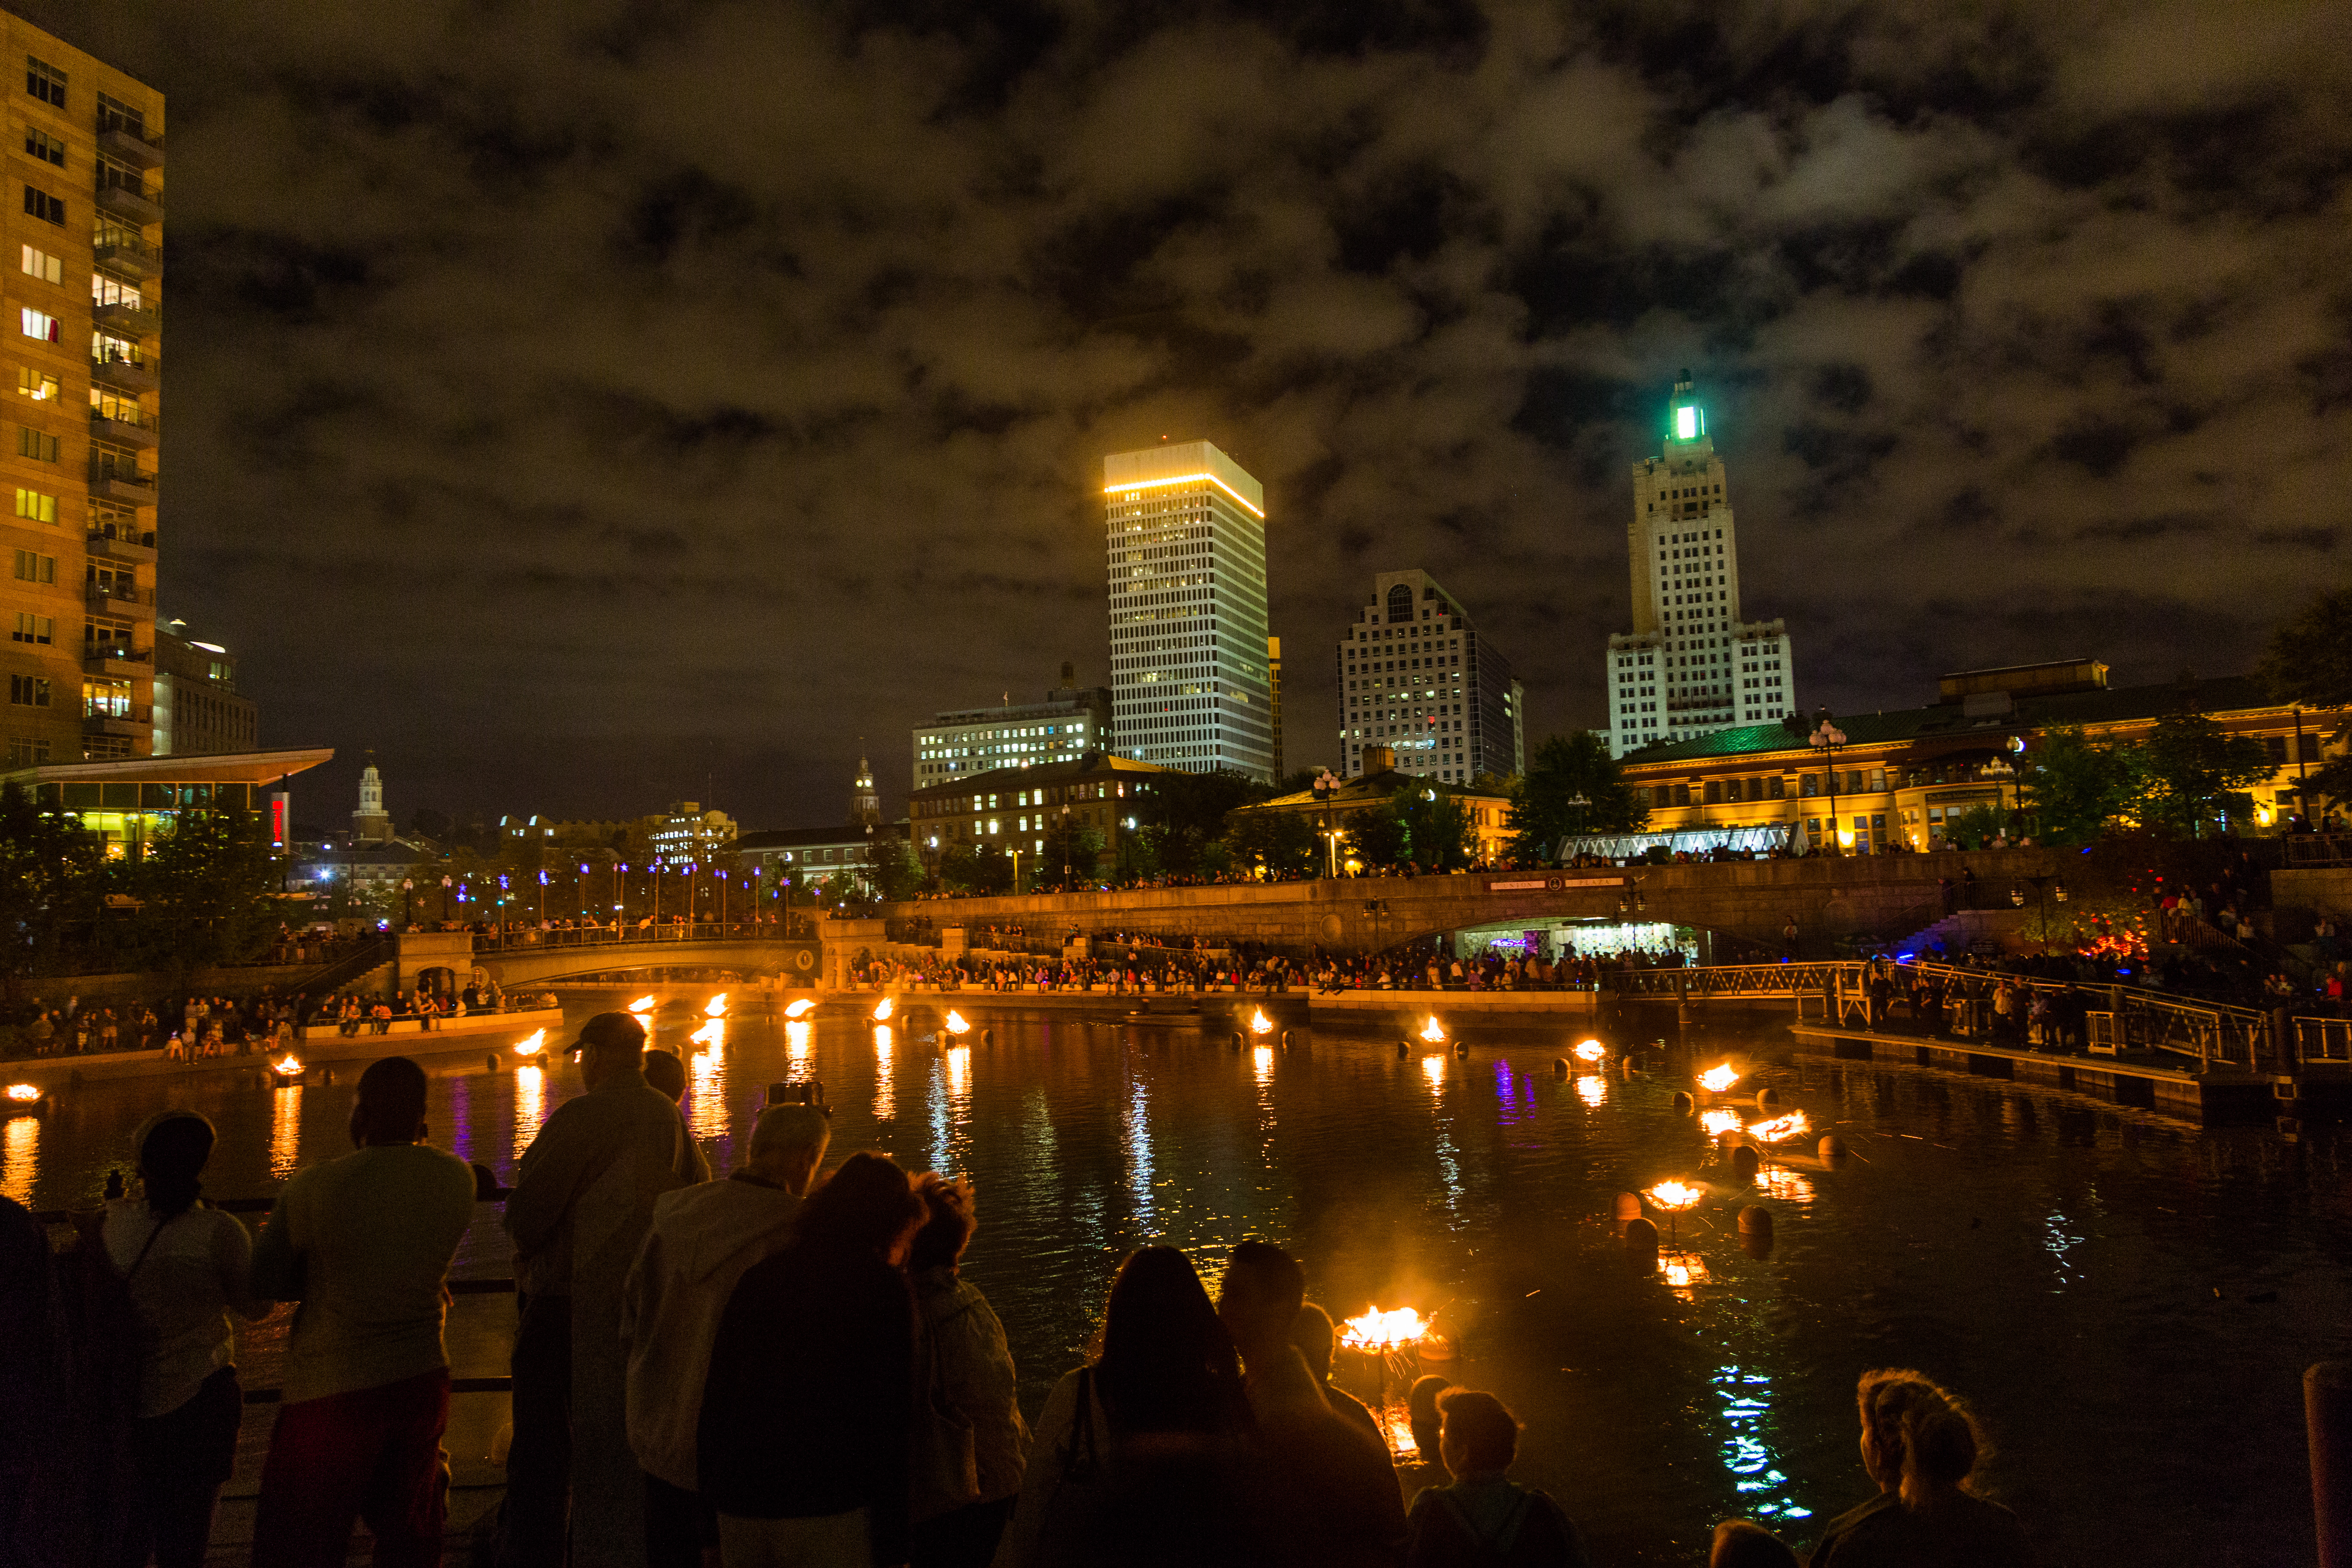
left=1892, top=907, right=2029, bottom=959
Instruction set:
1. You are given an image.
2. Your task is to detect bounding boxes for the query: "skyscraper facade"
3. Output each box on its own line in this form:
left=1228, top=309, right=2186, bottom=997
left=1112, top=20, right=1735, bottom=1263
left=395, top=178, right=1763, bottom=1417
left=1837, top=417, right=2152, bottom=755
left=912, top=665, right=1111, bottom=785
left=1605, top=372, right=1797, bottom=758
left=2, top=22, right=163, bottom=768
left=1103, top=439, right=1272, bottom=781
left=1336, top=569, right=1521, bottom=784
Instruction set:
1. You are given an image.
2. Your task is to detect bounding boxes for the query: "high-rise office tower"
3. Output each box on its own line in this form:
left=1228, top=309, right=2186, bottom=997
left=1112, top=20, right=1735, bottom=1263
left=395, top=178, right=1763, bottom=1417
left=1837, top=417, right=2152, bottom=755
left=1266, top=635, right=1283, bottom=779
left=1, top=22, right=162, bottom=768
left=1337, top=569, right=1520, bottom=784
left=1103, top=440, right=1272, bottom=781
left=1604, top=371, right=1796, bottom=758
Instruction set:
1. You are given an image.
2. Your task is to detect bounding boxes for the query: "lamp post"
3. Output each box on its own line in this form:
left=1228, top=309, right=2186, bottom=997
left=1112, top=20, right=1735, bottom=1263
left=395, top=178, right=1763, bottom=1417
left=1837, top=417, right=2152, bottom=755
left=616, top=862, right=628, bottom=929
left=439, top=875, right=452, bottom=924
left=2013, top=873, right=2069, bottom=951
left=536, top=869, right=548, bottom=927
left=1809, top=720, right=1848, bottom=853
left=1567, top=791, right=1591, bottom=865
left=1984, top=756, right=2017, bottom=841
left=1314, top=769, right=1342, bottom=878
left=717, top=868, right=729, bottom=927
left=401, top=878, right=413, bottom=928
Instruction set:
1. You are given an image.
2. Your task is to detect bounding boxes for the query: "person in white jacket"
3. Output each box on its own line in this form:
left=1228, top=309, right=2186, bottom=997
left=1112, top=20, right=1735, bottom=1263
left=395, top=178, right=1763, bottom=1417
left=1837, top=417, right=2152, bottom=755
left=620, top=1103, right=832, bottom=1568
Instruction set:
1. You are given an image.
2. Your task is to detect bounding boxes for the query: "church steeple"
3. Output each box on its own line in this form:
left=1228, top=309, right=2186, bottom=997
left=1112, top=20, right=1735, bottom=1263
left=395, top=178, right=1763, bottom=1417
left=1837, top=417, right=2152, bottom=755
left=351, top=750, right=394, bottom=844
left=851, top=745, right=881, bottom=828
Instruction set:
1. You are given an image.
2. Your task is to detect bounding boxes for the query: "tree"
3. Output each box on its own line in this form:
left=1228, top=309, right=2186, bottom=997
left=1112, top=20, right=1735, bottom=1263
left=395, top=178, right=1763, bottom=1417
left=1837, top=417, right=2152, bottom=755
left=936, top=840, right=1011, bottom=895
left=1222, top=807, right=1320, bottom=877
left=2021, top=726, right=2142, bottom=845
left=132, top=806, right=284, bottom=972
left=2261, top=583, right=2352, bottom=812
left=870, top=832, right=925, bottom=903
left=1398, top=784, right=1476, bottom=870
left=0, top=782, right=105, bottom=998
left=1507, top=733, right=1647, bottom=861
left=2135, top=712, right=2273, bottom=839
left=1941, top=804, right=2006, bottom=850
left=1136, top=769, right=1272, bottom=874
left=1041, top=813, right=1107, bottom=885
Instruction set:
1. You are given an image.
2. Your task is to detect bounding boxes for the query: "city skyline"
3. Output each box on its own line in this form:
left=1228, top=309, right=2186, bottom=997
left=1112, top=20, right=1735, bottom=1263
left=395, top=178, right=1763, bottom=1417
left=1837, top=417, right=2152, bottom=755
left=6, top=1, right=2344, bottom=827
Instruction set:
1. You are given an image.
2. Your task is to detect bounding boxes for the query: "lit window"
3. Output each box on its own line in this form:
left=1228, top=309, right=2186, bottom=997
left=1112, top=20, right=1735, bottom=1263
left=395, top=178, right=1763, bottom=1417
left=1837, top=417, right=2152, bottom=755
left=18, top=307, right=57, bottom=342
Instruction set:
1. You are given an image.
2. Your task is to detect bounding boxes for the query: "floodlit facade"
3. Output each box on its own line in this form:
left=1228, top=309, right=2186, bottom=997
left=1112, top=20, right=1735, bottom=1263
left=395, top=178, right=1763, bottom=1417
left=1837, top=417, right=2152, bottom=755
left=1337, top=569, right=1521, bottom=784
left=1605, top=372, right=1797, bottom=758
left=152, top=619, right=255, bottom=756
left=1104, top=440, right=1272, bottom=781
left=0, top=21, right=164, bottom=768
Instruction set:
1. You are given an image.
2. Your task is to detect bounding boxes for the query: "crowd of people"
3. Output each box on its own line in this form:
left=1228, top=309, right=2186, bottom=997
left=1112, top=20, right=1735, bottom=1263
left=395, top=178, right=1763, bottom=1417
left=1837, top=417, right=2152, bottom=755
left=2, top=1016, right=2037, bottom=1568
left=4, top=979, right=540, bottom=1061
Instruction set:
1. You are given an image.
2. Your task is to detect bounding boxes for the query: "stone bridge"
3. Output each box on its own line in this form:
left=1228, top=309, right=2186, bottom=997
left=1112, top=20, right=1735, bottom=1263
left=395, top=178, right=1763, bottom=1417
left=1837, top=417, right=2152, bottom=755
left=449, top=929, right=824, bottom=990
left=880, top=847, right=2068, bottom=957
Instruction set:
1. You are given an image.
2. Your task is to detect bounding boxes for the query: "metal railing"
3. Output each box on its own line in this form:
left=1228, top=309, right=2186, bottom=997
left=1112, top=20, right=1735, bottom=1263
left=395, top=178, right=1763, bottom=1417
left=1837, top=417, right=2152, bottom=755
left=474, top=919, right=793, bottom=952
left=2285, top=834, right=2352, bottom=869
left=2297, top=1016, right=2352, bottom=1063
left=298, top=937, right=395, bottom=993
left=96, top=109, right=165, bottom=155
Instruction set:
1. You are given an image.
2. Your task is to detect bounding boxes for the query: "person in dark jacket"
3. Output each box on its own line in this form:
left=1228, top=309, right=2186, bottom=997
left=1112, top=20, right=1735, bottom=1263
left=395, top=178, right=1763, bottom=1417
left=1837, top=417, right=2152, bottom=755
left=698, top=1150, right=925, bottom=1568
left=1403, top=1390, right=1589, bottom=1568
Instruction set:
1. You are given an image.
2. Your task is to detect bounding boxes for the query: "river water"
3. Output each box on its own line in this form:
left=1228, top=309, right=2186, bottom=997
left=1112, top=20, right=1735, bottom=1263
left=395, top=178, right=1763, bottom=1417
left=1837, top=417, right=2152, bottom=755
left=9, top=990, right=2348, bottom=1566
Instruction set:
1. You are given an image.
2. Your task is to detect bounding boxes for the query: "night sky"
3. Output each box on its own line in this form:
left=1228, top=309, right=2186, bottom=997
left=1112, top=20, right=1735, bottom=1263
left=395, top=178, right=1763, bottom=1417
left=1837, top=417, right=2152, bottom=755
left=36, top=0, right=2352, bottom=830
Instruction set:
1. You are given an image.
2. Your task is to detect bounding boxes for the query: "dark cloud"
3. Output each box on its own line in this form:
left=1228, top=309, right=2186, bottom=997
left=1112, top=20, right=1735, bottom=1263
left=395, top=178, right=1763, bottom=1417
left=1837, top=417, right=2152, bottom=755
left=20, top=0, right=2350, bottom=822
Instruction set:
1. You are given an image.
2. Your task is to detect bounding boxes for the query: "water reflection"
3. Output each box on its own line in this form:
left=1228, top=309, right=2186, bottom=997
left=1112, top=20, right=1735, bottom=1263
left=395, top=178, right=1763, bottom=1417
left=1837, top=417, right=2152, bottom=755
left=1421, top=1054, right=1445, bottom=1092
left=1419, top=1054, right=1463, bottom=1215
left=1755, top=1166, right=1814, bottom=1202
left=2, top=1115, right=35, bottom=1204
left=1124, top=1070, right=1154, bottom=1223
left=874, top=1026, right=895, bottom=1119
left=514, top=1065, right=545, bottom=1161
left=928, top=1045, right=974, bottom=1175
left=1253, top=1044, right=1274, bottom=1085
left=786, top=1020, right=812, bottom=1072
left=687, top=1045, right=726, bottom=1141
left=1713, top=1366, right=1811, bottom=1525
left=270, top=1085, right=302, bottom=1178
left=1576, top=1074, right=1608, bottom=1109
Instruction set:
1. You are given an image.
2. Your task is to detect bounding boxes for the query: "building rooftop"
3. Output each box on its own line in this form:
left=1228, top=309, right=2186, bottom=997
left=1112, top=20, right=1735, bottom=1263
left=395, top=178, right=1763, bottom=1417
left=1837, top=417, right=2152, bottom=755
left=909, top=750, right=1177, bottom=800
left=2, top=747, right=332, bottom=789
left=1619, top=673, right=2282, bottom=766
left=729, top=825, right=877, bottom=851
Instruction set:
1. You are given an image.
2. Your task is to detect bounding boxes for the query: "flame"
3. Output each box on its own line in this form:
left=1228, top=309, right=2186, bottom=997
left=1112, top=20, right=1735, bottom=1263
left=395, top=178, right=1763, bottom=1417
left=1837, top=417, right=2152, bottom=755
left=5, top=1083, right=37, bottom=1102
left=627, top=995, right=656, bottom=1014
left=689, top=1019, right=725, bottom=1050
left=1746, top=1110, right=1812, bottom=1144
left=1660, top=1253, right=1711, bottom=1288
left=1249, top=1008, right=1274, bottom=1035
left=783, top=997, right=815, bottom=1019
left=944, top=1010, right=970, bottom=1034
left=1698, top=1063, right=1740, bottom=1093
left=1573, top=1038, right=1606, bottom=1063
left=274, top=1055, right=303, bottom=1076
left=1338, top=1305, right=1430, bottom=1350
left=1700, top=1107, right=1742, bottom=1137
left=1648, top=1180, right=1703, bottom=1212
left=872, top=995, right=894, bottom=1021
left=1575, top=1074, right=1607, bottom=1109
left=1419, top=1016, right=1446, bottom=1043
left=512, top=1029, right=546, bottom=1056
left=707, top=993, right=732, bottom=1017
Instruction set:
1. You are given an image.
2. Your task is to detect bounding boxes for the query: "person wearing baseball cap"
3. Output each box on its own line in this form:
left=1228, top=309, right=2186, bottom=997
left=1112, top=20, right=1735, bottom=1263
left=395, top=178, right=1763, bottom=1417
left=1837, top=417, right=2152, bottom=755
left=499, top=1011, right=707, bottom=1568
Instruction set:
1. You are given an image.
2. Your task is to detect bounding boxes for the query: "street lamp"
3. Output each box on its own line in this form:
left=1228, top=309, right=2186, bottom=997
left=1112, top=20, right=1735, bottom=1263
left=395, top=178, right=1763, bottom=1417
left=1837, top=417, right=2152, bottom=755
left=1314, top=769, right=1343, bottom=878
left=1809, top=720, right=1848, bottom=853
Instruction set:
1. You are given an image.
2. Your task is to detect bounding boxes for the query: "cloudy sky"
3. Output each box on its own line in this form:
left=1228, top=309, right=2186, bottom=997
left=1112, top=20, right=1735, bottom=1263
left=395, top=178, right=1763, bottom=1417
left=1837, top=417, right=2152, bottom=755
left=37, top=0, right=2352, bottom=827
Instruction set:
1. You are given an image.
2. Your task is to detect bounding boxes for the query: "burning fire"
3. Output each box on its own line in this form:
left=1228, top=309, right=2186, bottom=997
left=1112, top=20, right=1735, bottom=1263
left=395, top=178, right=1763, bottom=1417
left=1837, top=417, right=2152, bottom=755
left=872, top=995, right=894, bottom=1021
left=944, top=1010, right=970, bottom=1035
left=1647, top=1180, right=1703, bottom=1212
left=1250, top=1009, right=1274, bottom=1035
left=1339, top=1306, right=1430, bottom=1351
left=1697, top=1063, right=1740, bottom=1093
left=783, top=998, right=815, bottom=1019
left=1419, top=1016, right=1446, bottom=1043
left=512, top=1029, right=546, bottom=1056
left=689, top=1019, right=724, bottom=1049
left=1746, top=1111, right=1812, bottom=1144
left=627, top=995, right=656, bottom=1014
left=5, top=1083, right=38, bottom=1102
left=1573, top=1038, right=1606, bottom=1063
left=274, top=1056, right=303, bottom=1076
left=1660, top=1253, right=1712, bottom=1288
left=1700, top=1108, right=1742, bottom=1137
left=707, top=994, right=731, bottom=1017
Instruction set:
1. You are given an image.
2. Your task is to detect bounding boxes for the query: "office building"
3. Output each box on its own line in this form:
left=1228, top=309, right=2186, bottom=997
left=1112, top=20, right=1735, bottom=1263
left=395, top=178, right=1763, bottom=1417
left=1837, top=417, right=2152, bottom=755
left=1232, top=744, right=1516, bottom=865
left=1268, top=635, right=1284, bottom=778
left=647, top=800, right=738, bottom=863
left=151, top=619, right=256, bottom=755
left=1605, top=371, right=1797, bottom=758
left=1103, top=440, right=1273, bottom=781
left=1336, top=569, right=1521, bottom=784
left=913, top=664, right=1110, bottom=784
left=908, top=752, right=1172, bottom=864
left=0, top=22, right=163, bottom=768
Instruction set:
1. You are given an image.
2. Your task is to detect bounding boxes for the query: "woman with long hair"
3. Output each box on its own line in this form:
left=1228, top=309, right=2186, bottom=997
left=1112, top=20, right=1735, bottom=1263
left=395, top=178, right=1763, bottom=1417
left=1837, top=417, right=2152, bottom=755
left=98, top=1111, right=269, bottom=1568
left=995, top=1246, right=1259, bottom=1568
left=1810, top=1368, right=2030, bottom=1565
left=905, top=1174, right=1028, bottom=1568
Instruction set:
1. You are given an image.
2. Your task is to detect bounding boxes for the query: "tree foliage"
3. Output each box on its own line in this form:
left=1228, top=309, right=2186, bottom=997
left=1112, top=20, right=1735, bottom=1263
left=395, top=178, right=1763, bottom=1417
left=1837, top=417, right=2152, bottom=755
left=132, top=806, right=285, bottom=973
left=2261, top=582, right=2352, bottom=809
left=2021, top=726, right=2142, bottom=845
left=0, top=783, right=106, bottom=996
left=1396, top=784, right=1476, bottom=870
left=1507, top=733, right=1647, bottom=861
left=1222, top=807, right=1321, bottom=876
left=2135, top=712, right=2273, bottom=838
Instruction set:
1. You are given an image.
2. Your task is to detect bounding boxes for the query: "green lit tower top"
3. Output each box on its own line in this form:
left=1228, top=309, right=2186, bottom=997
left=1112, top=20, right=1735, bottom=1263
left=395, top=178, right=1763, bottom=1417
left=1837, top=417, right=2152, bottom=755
left=1667, top=368, right=1706, bottom=444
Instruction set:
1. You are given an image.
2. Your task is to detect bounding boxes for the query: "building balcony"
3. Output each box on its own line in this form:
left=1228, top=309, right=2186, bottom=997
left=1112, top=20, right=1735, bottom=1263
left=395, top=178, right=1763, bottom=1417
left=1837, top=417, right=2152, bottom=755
left=84, top=648, right=150, bottom=679
left=86, top=529, right=157, bottom=563
left=95, top=181, right=164, bottom=227
left=92, top=350, right=157, bottom=395
left=83, top=707, right=153, bottom=738
left=96, top=113, right=164, bottom=168
left=92, top=299, right=159, bottom=339
left=94, top=231, right=160, bottom=279
left=88, top=463, right=157, bottom=508
left=90, top=409, right=158, bottom=450
left=86, top=582, right=155, bottom=615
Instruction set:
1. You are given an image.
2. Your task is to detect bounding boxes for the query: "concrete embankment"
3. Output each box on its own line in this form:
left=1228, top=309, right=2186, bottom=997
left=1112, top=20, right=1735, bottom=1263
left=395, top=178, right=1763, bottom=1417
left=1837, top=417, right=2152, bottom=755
left=2, top=1004, right=564, bottom=1090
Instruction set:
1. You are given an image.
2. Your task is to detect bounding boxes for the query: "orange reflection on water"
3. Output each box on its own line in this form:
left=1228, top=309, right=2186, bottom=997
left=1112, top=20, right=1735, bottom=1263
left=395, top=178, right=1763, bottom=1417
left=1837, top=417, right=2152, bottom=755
left=874, top=1025, right=895, bottom=1119
left=1575, top=1074, right=1608, bottom=1108
left=1253, top=1044, right=1274, bottom=1085
left=786, top=1020, right=811, bottom=1070
left=1421, top=1056, right=1445, bottom=1091
left=946, top=1043, right=971, bottom=1097
left=688, top=1047, right=726, bottom=1139
left=514, top=1065, right=545, bottom=1161
left=1, top=1114, right=35, bottom=1204
left=1755, top=1166, right=1815, bottom=1202
left=270, top=1086, right=302, bottom=1178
